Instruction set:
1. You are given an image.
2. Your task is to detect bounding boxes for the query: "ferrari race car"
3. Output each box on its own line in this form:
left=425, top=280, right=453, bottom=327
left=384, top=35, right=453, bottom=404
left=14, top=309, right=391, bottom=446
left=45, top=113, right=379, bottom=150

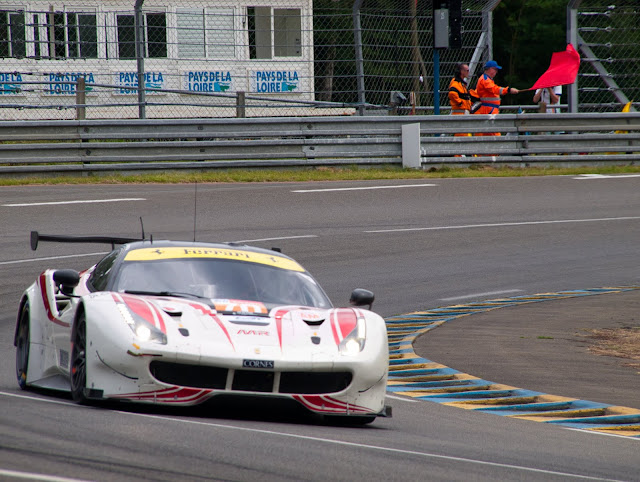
left=15, top=232, right=390, bottom=423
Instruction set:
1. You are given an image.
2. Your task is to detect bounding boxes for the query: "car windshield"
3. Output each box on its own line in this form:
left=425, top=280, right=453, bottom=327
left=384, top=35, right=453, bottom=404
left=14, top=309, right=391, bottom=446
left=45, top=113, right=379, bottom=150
left=113, top=257, right=332, bottom=310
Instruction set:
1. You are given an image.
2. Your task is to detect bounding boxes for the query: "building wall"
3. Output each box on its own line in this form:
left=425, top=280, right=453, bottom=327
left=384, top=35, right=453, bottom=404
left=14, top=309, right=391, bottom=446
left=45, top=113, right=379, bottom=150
left=0, top=0, right=348, bottom=119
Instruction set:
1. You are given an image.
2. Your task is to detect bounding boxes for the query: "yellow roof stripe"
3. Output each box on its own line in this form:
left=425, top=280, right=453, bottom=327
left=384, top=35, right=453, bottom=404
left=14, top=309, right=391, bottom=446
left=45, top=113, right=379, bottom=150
left=124, top=246, right=305, bottom=272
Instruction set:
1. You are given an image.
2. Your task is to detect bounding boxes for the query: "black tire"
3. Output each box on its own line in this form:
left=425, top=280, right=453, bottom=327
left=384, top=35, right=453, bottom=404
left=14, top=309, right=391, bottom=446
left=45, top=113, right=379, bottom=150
left=15, top=303, right=30, bottom=390
left=70, top=313, right=88, bottom=404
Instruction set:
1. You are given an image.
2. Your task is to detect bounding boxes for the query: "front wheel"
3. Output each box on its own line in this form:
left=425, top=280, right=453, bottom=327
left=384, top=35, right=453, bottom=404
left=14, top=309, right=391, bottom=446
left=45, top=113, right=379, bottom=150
left=70, top=313, right=88, bottom=404
left=15, top=302, right=30, bottom=389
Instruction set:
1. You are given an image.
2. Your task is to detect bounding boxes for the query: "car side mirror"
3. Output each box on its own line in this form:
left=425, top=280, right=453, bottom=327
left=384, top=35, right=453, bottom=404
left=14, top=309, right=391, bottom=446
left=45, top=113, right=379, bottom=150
left=53, top=269, right=80, bottom=296
left=350, top=288, right=374, bottom=309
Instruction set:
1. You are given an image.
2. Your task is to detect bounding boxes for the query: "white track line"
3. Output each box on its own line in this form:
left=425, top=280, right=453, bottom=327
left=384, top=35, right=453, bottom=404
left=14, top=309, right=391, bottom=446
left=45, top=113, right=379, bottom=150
left=292, top=184, right=437, bottom=193
left=385, top=394, right=419, bottom=403
left=0, top=469, right=89, bottom=482
left=0, top=388, right=623, bottom=479
left=2, top=198, right=145, bottom=207
left=574, top=174, right=640, bottom=179
left=231, top=235, right=318, bottom=243
left=440, top=289, right=524, bottom=301
left=365, top=216, right=640, bottom=234
left=0, top=252, right=108, bottom=266
left=125, top=412, right=625, bottom=480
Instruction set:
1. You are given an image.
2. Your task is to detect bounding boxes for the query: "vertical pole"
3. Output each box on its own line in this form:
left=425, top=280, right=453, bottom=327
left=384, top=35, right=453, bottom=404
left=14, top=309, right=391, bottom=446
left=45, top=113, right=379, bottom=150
left=481, top=1, right=500, bottom=63
left=352, top=0, right=365, bottom=116
left=135, top=0, right=146, bottom=119
left=433, top=50, right=440, bottom=114
left=76, top=77, right=86, bottom=120
left=236, top=91, right=246, bottom=118
left=567, top=0, right=581, bottom=113
left=482, top=10, right=492, bottom=61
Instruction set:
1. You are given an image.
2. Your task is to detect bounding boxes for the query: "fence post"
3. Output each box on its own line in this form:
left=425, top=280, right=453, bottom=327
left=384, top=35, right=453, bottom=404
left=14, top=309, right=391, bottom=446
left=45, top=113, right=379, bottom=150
left=353, top=0, right=366, bottom=116
left=76, top=78, right=86, bottom=120
left=135, top=0, right=146, bottom=119
left=433, top=50, right=440, bottom=115
left=236, top=91, right=246, bottom=118
left=566, top=1, right=580, bottom=113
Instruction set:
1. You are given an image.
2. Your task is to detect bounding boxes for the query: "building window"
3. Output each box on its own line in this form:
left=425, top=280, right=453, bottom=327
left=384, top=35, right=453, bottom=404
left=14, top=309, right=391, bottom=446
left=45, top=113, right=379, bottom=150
left=206, top=8, right=234, bottom=59
left=248, top=7, right=300, bottom=60
left=32, top=13, right=45, bottom=58
left=117, top=11, right=166, bottom=59
left=146, top=13, right=166, bottom=57
left=0, top=9, right=26, bottom=58
left=247, top=7, right=271, bottom=60
left=176, top=9, right=204, bottom=58
left=177, top=8, right=234, bottom=59
left=52, top=11, right=97, bottom=59
left=273, top=9, right=301, bottom=57
left=116, top=14, right=135, bottom=59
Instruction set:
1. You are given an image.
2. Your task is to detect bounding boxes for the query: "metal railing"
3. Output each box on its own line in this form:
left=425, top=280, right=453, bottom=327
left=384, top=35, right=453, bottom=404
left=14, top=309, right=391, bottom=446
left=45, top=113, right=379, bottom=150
left=0, top=112, right=638, bottom=176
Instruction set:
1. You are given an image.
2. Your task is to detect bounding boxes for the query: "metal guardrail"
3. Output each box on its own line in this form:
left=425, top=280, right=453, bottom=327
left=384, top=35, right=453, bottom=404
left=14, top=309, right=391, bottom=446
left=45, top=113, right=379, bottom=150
left=0, top=113, right=639, bottom=176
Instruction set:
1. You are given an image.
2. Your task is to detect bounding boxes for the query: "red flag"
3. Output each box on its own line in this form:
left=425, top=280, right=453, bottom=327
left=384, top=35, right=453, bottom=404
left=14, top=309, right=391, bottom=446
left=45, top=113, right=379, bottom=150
left=530, top=44, right=580, bottom=91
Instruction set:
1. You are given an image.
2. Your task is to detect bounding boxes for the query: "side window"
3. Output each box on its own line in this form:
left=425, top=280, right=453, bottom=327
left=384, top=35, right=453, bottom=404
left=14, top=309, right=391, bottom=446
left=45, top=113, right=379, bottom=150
left=88, top=249, right=121, bottom=291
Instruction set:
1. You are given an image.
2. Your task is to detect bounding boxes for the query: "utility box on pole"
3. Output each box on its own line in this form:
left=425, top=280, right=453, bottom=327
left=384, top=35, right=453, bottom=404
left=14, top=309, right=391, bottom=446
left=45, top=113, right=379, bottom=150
left=433, top=1, right=462, bottom=50
left=433, top=6, right=449, bottom=49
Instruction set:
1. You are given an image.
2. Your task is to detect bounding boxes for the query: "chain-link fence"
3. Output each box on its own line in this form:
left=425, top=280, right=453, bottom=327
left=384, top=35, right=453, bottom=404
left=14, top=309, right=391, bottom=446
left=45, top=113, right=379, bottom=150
left=1, top=0, right=328, bottom=119
left=571, top=0, right=640, bottom=112
left=310, top=0, right=497, bottom=115
left=0, top=0, right=503, bottom=119
left=354, top=0, right=493, bottom=114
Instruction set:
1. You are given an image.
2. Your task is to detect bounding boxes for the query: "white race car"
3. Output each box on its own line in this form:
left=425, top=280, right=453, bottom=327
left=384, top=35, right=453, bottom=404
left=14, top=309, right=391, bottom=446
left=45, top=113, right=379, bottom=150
left=15, top=232, right=390, bottom=424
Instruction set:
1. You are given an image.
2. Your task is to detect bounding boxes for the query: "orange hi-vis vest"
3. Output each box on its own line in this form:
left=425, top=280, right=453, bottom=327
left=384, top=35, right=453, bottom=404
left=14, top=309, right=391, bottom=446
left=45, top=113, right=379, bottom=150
left=474, top=73, right=509, bottom=114
left=448, top=76, right=477, bottom=114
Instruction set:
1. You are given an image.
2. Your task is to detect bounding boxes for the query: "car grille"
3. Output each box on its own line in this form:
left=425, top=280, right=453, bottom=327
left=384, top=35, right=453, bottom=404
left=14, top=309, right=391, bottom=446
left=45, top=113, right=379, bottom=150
left=279, top=371, right=352, bottom=394
left=150, top=361, right=227, bottom=389
left=232, top=370, right=275, bottom=392
left=149, top=361, right=352, bottom=394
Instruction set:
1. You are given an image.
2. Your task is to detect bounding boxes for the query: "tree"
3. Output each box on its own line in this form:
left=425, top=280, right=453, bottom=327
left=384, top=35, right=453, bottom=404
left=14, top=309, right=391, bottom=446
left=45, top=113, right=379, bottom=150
left=492, top=0, right=566, bottom=104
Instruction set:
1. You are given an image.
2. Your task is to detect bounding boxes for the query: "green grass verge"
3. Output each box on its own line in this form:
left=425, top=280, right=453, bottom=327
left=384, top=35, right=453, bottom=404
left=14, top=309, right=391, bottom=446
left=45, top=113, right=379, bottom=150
left=1, top=164, right=639, bottom=186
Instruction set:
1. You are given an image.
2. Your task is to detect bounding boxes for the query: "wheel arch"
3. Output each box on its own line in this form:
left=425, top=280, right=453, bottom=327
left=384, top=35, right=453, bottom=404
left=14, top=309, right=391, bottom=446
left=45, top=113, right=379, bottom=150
left=14, top=292, right=47, bottom=347
left=71, top=302, right=87, bottom=342
left=13, top=296, right=29, bottom=347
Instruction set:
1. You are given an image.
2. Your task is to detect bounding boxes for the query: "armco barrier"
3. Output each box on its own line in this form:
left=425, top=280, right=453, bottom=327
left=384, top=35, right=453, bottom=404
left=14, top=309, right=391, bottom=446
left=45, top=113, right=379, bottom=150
left=0, top=112, right=638, bottom=176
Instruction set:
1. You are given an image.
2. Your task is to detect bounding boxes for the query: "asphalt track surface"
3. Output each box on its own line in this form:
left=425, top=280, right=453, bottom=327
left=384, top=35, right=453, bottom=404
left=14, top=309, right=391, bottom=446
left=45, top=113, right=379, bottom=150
left=1, top=176, right=639, bottom=481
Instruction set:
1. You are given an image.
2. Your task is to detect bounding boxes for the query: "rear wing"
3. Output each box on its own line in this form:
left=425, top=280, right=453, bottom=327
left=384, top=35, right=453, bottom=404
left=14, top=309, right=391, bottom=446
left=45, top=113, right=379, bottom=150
left=30, top=231, right=144, bottom=251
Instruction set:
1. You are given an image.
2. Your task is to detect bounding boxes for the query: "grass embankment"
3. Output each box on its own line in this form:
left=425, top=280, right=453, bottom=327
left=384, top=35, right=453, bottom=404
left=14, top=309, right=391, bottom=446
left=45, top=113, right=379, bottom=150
left=1, top=164, right=640, bottom=186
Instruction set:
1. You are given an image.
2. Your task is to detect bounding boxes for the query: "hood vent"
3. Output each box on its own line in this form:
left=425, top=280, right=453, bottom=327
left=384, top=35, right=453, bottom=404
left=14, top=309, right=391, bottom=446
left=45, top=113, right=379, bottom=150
left=303, top=319, right=325, bottom=326
left=301, top=311, right=326, bottom=326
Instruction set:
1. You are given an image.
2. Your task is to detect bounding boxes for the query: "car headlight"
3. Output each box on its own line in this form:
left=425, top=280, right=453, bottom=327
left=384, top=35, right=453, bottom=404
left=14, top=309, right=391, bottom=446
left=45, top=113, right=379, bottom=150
left=338, top=315, right=366, bottom=356
left=117, top=303, right=167, bottom=345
